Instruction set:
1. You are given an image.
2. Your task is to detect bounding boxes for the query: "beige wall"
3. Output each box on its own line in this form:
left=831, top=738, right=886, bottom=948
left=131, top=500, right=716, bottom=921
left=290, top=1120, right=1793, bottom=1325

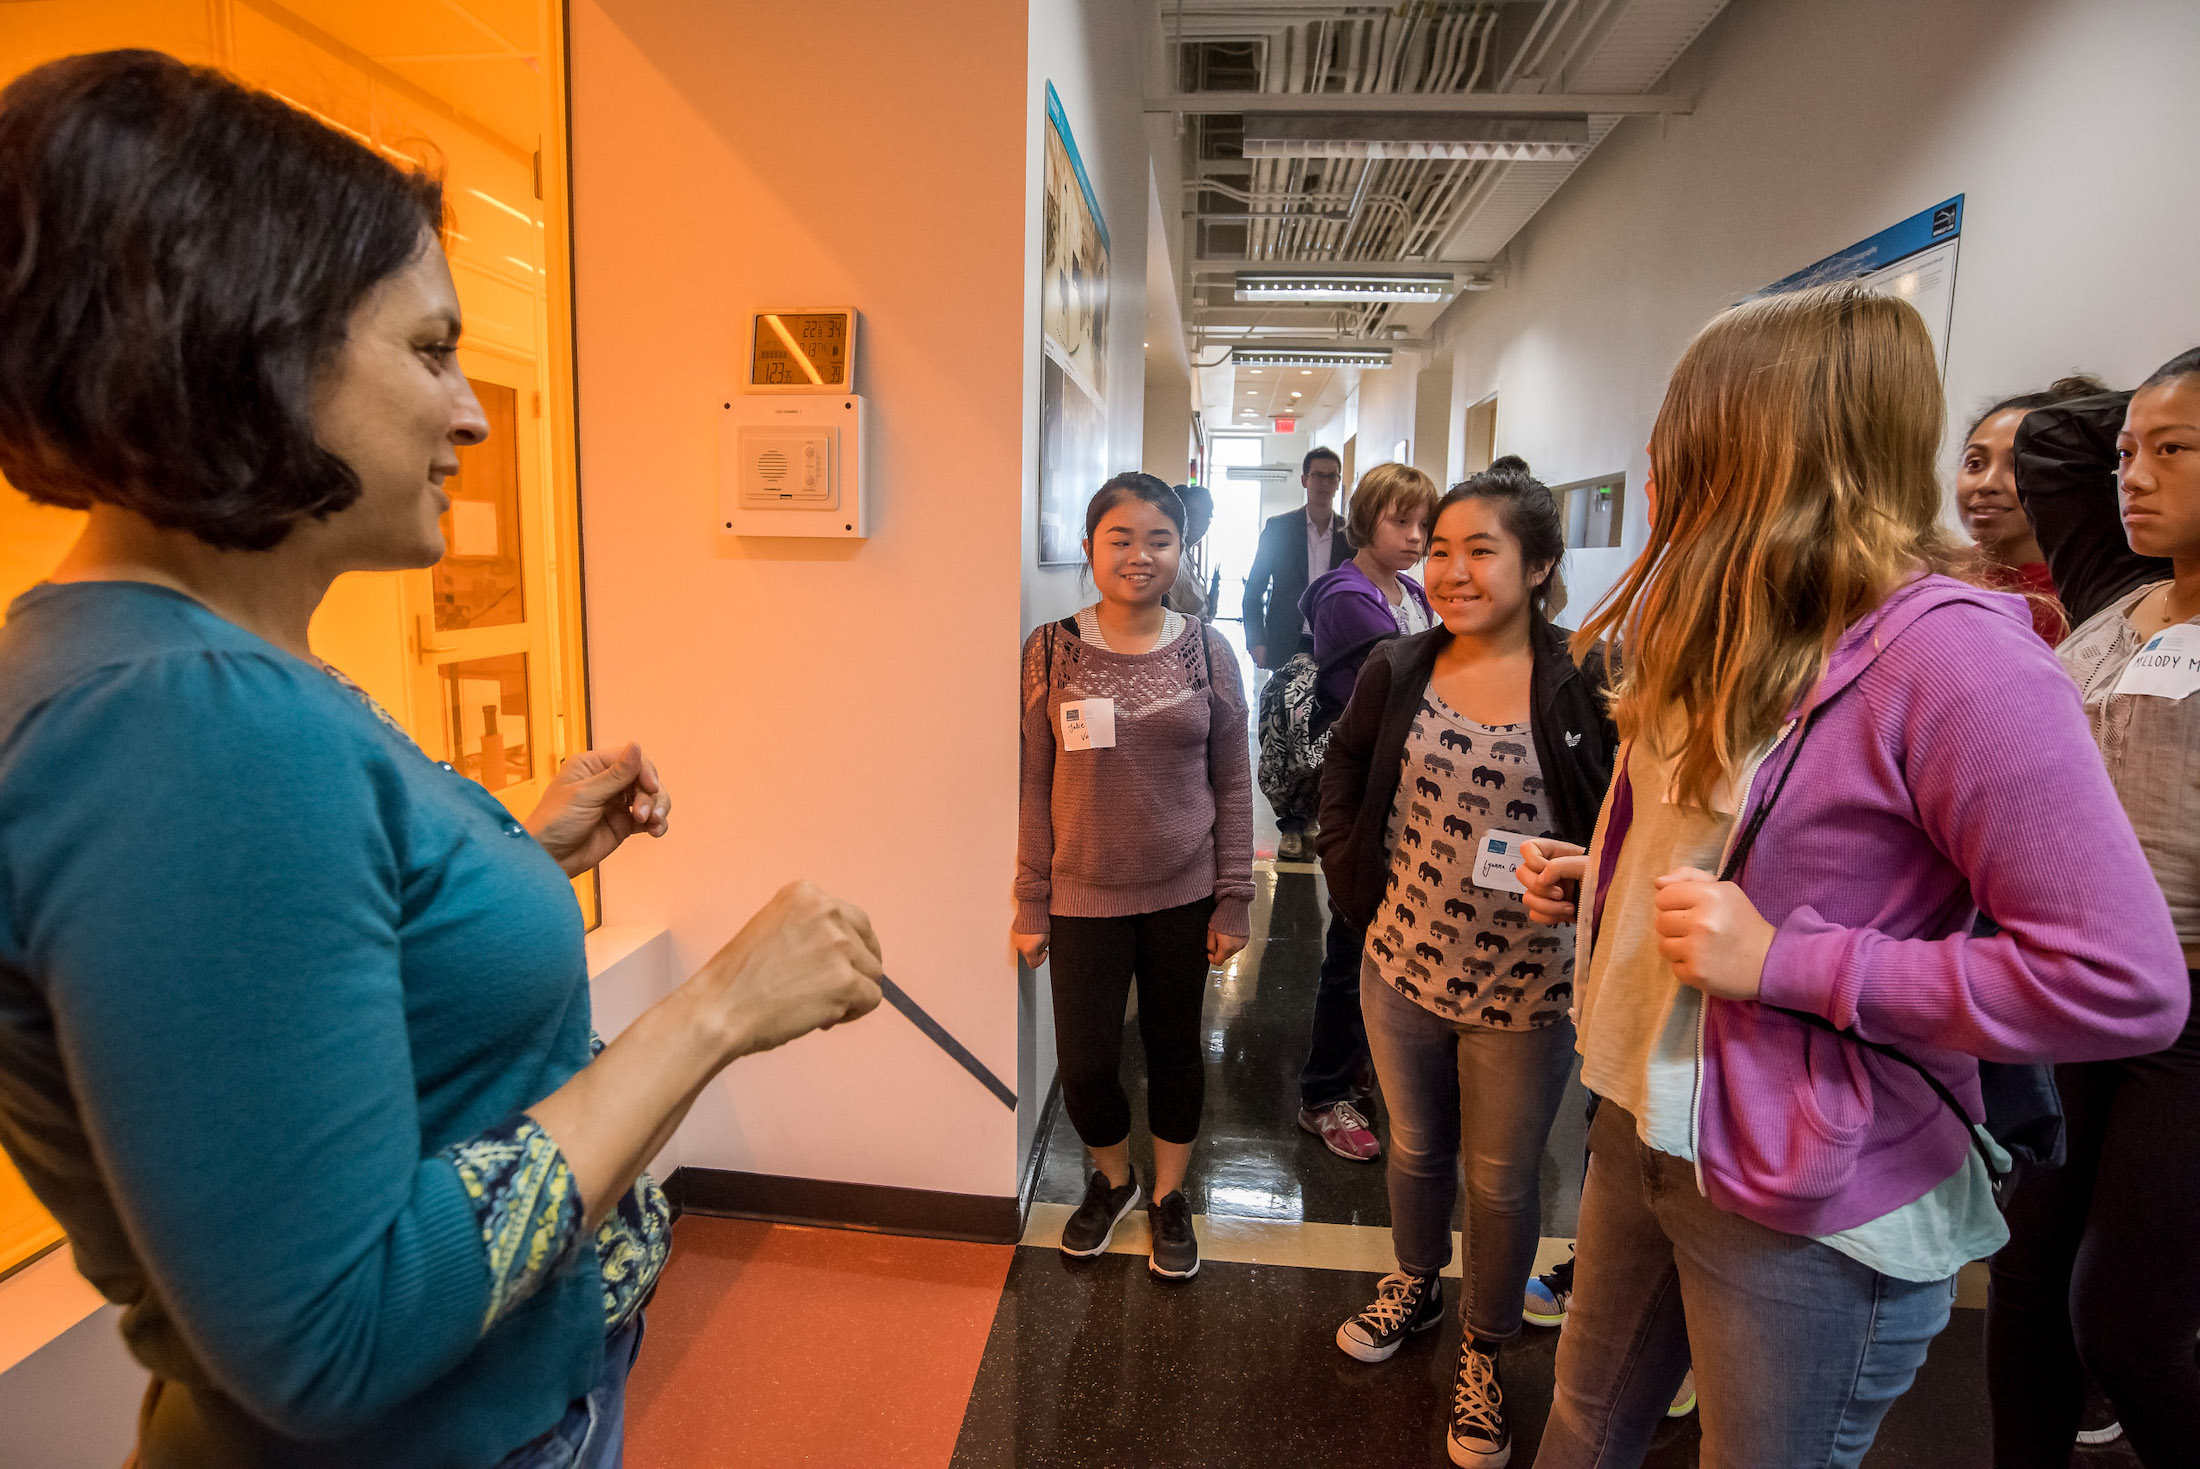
left=569, top=0, right=1031, bottom=1197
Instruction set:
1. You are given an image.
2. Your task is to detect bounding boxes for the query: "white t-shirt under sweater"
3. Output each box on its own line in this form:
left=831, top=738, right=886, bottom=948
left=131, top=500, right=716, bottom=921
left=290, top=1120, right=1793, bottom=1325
left=1577, top=733, right=2008, bottom=1282
left=1389, top=590, right=1432, bottom=637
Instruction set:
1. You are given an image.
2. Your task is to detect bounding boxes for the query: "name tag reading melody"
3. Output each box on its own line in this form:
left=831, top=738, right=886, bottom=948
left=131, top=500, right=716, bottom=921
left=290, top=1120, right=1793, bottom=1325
left=2115, top=625, right=2200, bottom=702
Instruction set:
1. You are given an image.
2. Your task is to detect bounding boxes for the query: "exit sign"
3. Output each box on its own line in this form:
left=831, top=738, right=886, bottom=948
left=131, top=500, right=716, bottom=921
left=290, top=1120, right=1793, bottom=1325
left=1272, top=416, right=1297, bottom=433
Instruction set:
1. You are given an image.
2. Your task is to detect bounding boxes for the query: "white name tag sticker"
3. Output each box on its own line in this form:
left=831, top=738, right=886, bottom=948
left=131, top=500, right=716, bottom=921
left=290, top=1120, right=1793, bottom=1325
left=1473, top=830, right=1536, bottom=894
left=2115, top=626, right=2200, bottom=701
left=1060, top=697, right=1117, bottom=751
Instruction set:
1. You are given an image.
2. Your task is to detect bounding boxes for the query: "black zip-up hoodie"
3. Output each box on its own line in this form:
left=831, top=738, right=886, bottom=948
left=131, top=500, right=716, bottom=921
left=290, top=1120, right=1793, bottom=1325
left=1316, top=618, right=1617, bottom=931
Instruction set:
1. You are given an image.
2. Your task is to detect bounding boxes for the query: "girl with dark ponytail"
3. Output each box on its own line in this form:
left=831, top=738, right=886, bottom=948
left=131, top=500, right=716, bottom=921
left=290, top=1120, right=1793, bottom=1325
left=1315, top=461, right=1618, bottom=1465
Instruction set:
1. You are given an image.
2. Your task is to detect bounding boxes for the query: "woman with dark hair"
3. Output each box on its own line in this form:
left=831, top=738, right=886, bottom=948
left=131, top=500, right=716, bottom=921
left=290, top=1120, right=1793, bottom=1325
left=1317, top=465, right=1617, bottom=1465
left=1165, top=481, right=1216, bottom=620
left=1013, top=472, right=1253, bottom=1280
left=1988, top=347, right=2200, bottom=1468
left=1955, top=374, right=2110, bottom=645
left=0, top=51, right=883, bottom=1468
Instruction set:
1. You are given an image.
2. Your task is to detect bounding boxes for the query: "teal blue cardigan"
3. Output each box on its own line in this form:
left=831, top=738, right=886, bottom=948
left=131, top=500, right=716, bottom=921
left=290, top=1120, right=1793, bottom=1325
left=0, top=582, right=605, bottom=1467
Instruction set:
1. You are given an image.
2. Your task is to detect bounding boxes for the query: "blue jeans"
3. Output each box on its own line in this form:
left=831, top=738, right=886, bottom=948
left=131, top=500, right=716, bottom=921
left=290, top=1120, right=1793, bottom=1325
left=1298, top=907, right=1372, bottom=1110
left=1361, top=963, right=1575, bottom=1344
left=1536, top=1103, right=1956, bottom=1469
left=494, top=1315, right=645, bottom=1469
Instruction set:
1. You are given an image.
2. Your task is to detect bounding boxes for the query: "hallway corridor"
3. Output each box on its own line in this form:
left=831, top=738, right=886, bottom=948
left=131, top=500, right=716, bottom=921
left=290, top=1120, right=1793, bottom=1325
left=619, top=631, right=2053, bottom=1468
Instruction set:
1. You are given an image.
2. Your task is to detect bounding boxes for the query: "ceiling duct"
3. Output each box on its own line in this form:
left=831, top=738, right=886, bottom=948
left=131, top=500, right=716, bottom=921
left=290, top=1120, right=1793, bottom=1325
left=1241, top=114, right=1594, bottom=163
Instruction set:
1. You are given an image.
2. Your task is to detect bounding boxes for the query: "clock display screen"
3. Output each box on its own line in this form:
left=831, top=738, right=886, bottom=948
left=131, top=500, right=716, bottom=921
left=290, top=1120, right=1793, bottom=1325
left=751, top=312, right=851, bottom=388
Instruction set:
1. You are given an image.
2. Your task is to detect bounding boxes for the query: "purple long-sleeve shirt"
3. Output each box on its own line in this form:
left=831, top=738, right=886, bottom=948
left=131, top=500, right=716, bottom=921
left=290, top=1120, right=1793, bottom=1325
left=1585, top=575, right=2188, bottom=1236
left=1015, top=618, right=1254, bottom=937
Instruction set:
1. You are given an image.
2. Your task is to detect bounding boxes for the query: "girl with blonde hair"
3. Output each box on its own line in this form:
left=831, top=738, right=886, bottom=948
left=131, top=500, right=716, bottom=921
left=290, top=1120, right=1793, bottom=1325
left=1520, top=283, right=2188, bottom=1468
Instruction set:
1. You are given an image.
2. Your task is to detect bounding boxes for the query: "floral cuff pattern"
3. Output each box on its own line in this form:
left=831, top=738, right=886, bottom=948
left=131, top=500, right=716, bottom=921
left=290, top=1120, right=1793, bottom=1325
left=597, top=1171, right=673, bottom=1333
left=444, top=1115, right=588, bottom=1334
left=584, top=1031, right=673, bottom=1333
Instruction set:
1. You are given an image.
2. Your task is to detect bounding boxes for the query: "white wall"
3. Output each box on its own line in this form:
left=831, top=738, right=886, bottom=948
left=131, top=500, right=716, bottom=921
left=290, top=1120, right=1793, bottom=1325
left=569, top=0, right=1029, bottom=1202
left=1022, top=0, right=1154, bottom=634
left=1353, top=361, right=1421, bottom=475
left=1431, top=0, right=2200, bottom=618
left=1018, top=0, right=1159, bottom=1173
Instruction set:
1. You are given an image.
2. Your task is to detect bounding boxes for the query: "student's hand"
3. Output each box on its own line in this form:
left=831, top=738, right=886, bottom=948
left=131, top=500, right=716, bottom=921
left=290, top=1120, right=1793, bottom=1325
left=1519, top=839, right=1587, bottom=926
left=525, top=742, right=671, bottom=877
left=1011, top=930, right=1050, bottom=969
left=1208, top=929, right=1248, bottom=967
left=1652, top=867, right=1774, bottom=1001
left=1250, top=644, right=1268, bottom=670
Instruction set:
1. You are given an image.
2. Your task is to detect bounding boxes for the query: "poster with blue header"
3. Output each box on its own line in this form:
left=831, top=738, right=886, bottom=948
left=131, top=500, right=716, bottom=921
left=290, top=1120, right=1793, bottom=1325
left=1753, top=195, right=1963, bottom=370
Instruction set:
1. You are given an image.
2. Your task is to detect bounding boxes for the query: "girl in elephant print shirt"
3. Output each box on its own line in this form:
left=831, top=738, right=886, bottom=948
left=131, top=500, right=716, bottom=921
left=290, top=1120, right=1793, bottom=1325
left=1314, top=465, right=1617, bottom=1467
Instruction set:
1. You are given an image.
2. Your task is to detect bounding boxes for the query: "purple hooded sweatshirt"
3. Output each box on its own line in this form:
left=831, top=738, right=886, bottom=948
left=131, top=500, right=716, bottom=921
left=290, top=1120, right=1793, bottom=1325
left=1301, top=560, right=1433, bottom=712
left=1587, top=575, right=2190, bottom=1237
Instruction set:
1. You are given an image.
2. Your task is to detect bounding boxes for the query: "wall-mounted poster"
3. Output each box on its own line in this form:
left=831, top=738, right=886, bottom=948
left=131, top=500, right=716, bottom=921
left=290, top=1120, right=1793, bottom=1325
left=1038, top=82, right=1109, bottom=566
left=1752, top=195, right=1963, bottom=372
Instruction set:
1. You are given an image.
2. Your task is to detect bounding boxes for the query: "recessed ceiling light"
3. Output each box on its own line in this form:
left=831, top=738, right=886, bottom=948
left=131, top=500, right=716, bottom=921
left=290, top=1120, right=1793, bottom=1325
left=1249, top=369, right=1262, bottom=374
left=1290, top=391, right=1302, bottom=398
left=1300, top=370, right=1314, bottom=376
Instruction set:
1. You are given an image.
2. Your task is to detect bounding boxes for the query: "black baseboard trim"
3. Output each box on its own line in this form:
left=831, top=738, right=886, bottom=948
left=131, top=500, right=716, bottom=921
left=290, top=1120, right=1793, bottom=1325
left=665, top=1166, right=1021, bottom=1245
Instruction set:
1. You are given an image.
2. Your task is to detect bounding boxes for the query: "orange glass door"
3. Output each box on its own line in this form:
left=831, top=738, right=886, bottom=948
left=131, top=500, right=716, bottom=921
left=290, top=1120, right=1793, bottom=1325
left=404, top=357, right=560, bottom=817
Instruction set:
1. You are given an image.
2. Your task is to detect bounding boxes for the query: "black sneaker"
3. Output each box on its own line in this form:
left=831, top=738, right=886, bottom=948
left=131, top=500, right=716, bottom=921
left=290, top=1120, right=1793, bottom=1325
left=1059, top=1168, right=1140, bottom=1257
left=1447, top=1339, right=1510, bottom=1466
left=2075, top=1377, right=2123, bottom=1446
left=1336, top=1270, right=1444, bottom=1362
left=1148, top=1190, right=1200, bottom=1279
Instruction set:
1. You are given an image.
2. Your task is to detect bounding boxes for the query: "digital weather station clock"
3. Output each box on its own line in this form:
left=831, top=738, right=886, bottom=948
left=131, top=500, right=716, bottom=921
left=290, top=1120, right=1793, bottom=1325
left=720, top=307, right=869, bottom=538
left=746, top=308, right=857, bottom=393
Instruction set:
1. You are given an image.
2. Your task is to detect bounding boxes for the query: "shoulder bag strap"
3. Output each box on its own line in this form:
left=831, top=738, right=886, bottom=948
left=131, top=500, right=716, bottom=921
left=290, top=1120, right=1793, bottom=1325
left=1719, top=695, right=2002, bottom=1178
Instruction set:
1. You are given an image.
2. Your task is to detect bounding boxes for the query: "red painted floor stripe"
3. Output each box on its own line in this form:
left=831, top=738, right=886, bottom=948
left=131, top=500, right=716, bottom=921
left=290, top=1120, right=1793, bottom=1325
left=624, top=1216, right=1012, bottom=1467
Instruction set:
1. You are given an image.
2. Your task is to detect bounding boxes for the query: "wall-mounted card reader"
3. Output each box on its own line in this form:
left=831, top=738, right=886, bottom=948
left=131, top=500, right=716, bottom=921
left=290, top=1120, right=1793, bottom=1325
left=718, top=395, right=868, bottom=538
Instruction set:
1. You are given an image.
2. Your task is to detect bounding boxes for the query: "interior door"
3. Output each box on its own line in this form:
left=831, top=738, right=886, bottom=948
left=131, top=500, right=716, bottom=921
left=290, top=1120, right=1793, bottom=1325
left=402, top=350, right=558, bottom=818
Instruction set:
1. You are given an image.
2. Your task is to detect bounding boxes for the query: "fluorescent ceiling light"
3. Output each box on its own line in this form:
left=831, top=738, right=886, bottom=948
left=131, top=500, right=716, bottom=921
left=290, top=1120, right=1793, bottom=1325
left=1233, top=347, right=1393, bottom=369
left=1241, top=114, right=1592, bottom=163
left=1236, top=273, right=1452, bottom=303
left=1246, top=138, right=1589, bottom=162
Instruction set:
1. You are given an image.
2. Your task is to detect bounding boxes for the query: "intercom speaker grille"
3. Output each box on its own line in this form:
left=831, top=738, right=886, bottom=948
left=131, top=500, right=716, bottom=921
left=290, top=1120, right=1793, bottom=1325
left=737, top=425, right=837, bottom=510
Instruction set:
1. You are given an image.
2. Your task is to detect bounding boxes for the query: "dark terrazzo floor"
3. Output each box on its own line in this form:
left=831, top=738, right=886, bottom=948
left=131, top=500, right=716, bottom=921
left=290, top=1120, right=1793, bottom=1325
left=950, top=1251, right=2030, bottom=1468
left=982, top=622, right=2119, bottom=1467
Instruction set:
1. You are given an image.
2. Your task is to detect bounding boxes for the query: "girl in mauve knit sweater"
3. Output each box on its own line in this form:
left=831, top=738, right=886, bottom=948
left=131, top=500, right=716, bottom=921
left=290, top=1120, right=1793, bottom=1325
left=1013, top=473, right=1254, bottom=1281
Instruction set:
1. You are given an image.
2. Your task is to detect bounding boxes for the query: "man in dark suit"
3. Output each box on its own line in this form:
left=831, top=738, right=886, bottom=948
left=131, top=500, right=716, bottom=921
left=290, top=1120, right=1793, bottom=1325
left=1242, top=446, right=1350, bottom=860
left=1242, top=446, right=1350, bottom=670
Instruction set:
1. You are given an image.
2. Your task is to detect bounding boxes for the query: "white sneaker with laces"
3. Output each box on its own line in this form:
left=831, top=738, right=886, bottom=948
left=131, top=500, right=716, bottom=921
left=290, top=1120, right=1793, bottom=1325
left=1335, top=1270, right=1443, bottom=1362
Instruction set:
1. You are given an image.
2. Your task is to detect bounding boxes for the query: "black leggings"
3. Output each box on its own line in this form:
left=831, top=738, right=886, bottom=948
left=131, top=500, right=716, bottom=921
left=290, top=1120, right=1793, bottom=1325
left=1048, top=898, right=1215, bottom=1148
left=1987, top=970, right=2200, bottom=1467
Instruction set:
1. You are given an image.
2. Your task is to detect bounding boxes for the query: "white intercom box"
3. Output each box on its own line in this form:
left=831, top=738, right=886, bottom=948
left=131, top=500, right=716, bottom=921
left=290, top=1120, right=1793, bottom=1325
left=717, top=395, right=869, bottom=539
